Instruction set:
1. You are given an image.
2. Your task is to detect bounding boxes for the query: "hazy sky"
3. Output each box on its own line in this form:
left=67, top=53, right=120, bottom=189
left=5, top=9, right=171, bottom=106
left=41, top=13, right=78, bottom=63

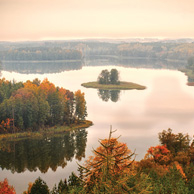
left=1, top=0, right=194, bottom=41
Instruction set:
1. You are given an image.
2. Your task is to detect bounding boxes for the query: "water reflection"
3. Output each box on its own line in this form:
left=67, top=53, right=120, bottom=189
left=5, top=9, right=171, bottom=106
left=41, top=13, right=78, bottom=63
left=0, top=129, right=87, bottom=173
left=85, top=57, right=186, bottom=69
left=1, top=57, right=187, bottom=75
left=1, top=60, right=82, bottom=74
left=98, top=89, right=121, bottom=102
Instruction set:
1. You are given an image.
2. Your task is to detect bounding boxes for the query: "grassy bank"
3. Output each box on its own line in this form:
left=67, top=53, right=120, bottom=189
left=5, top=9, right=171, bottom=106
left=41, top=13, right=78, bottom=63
left=81, top=81, right=146, bottom=90
left=0, top=120, right=93, bottom=141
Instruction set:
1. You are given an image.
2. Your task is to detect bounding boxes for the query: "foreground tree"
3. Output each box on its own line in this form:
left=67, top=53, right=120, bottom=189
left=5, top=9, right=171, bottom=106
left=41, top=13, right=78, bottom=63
left=29, top=177, right=49, bottom=194
left=80, top=128, right=136, bottom=193
left=0, top=179, right=16, bottom=194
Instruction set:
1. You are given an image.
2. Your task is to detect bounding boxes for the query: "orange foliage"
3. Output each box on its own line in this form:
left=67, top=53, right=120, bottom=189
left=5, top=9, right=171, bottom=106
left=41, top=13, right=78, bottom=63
left=13, top=88, right=34, bottom=101
left=145, top=145, right=172, bottom=165
left=84, top=137, right=134, bottom=183
left=0, top=118, right=13, bottom=133
left=174, top=161, right=187, bottom=180
left=0, top=178, right=16, bottom=194
left=39, top=78, right=56, bottom=97
left=23, top=182, right=33, bottom=194
left=24, top=80, right=38, bottom=91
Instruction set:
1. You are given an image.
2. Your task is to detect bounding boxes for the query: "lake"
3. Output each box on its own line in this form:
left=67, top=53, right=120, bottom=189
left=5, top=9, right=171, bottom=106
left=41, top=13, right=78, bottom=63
left=0, top=59, right=194, bottom=193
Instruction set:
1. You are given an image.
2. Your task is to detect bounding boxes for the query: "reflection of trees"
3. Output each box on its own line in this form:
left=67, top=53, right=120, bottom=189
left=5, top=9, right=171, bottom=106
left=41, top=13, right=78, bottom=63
left=0, top=129, right=87, bottom=173
left=98, top=90, right=120, bottom=102
left=85, top=57, right=186, bottom=70
left=110, top=90, right=120, bottom=102
left=1, top=60, right=82, bottom=74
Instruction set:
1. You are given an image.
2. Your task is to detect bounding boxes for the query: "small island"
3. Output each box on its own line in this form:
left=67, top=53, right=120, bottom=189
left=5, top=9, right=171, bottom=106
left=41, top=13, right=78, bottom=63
left=82, top=69, right=146, bottom=90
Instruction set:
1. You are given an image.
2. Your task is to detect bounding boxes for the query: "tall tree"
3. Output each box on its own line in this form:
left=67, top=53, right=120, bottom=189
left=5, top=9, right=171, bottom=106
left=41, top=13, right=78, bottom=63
left=97, top=69, right=110, bottom=84
left=110, top=68, right=120, bottom=85
left=29, top=177, right=49, bottom=194
left=159, top=128, right=190, bottom=155
left=74, top=90, right=87, bottom=121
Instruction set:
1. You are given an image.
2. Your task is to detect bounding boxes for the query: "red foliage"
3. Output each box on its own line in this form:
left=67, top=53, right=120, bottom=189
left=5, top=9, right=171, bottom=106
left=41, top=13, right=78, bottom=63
left=0, top=118, right=13, bottom=134
left=0, top=179, right=16, bottom=194
left=146, top=145, right=172, bottom=165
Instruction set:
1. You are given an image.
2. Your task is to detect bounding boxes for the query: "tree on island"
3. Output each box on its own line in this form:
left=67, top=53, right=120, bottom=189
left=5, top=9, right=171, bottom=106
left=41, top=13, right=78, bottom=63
left=110, top=69, right=120, bottom=85
left=97, top=69, right=120, bottom=85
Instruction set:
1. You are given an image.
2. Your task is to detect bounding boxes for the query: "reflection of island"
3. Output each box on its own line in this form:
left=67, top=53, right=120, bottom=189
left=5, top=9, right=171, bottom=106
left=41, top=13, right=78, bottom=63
left=0, top=129, right=87, bottom=173
left=98, top=90, right=120, bottom=102
left=1, top=60, right=82, bottom=74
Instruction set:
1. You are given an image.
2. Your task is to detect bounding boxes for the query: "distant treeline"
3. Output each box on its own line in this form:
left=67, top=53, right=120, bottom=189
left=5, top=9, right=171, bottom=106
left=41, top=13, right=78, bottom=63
left=86, top=42, right=194, bottom=61
left=0, top=47, right=82, bottom=61
left=0, top=78, right=87, bottom=133
left=0, top=41, right=194, bottom=62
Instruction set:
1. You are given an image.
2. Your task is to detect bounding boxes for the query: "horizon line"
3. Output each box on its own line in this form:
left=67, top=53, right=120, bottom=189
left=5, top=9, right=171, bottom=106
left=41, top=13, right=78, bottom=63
left=1, top=36, right=194, bottom=43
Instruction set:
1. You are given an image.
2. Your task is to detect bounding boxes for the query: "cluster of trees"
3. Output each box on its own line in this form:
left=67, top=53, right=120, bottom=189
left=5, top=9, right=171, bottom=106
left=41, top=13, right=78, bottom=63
left=98, top=69, right=120, bottom=85
left=0, top=78, right=87, bottom=133
left=0, top=129, right=87, bottom=173
left=19, top=128, right=194, bottom=193
left=0, top=47, right=82, bottom=61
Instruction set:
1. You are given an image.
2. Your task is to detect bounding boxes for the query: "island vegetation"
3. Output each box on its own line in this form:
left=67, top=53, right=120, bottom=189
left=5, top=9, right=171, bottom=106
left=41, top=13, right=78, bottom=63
left=3, top=128, right=194, bottom=193
left=82, top=69, right=146, bottom=90
left=0, top=78, right=91, bottom=139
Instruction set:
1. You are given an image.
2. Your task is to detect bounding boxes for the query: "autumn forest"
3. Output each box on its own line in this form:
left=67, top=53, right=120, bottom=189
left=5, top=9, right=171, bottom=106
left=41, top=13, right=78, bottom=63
left=0, top=78, right=87, bottom=134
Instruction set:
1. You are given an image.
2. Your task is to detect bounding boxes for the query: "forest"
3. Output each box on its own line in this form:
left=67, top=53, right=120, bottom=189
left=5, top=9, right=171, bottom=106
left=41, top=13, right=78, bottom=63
left=0, top=40, right=194, bottom=63
left=1, top=128, right=194, bottom=193
left=0, top=47, right=82, bottom=61
left=0, top=78, right=87, bottom=134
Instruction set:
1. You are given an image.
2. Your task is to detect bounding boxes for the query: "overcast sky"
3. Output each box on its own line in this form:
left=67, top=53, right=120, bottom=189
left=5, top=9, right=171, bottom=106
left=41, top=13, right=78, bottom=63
left=1, top=0, right=194, bottom=41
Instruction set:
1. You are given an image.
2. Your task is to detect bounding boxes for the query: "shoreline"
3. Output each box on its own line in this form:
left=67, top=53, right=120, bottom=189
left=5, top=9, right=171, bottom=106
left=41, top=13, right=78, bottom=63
left=81, top=81, right=146, bottom=90
left=0, top=120, right=93, bottom=141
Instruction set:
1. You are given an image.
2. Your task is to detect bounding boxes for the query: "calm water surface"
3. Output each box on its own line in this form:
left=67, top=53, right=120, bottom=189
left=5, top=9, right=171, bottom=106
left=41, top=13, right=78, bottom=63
left=1, top=64, right=194, bottom=193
